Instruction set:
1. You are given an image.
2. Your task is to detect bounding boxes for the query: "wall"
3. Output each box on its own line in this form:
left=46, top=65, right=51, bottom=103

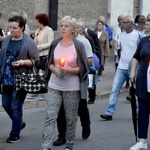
left=0, top=0, right=149, bottom=34
left=0, top=0, right=108, bottom=33
left=140, top=0, right=150, bottom=16
left=108, top=0, right=134, bottom=28
left=58, top=0, right=108, bottom=29
left=0, top=0, right=49, bottom=32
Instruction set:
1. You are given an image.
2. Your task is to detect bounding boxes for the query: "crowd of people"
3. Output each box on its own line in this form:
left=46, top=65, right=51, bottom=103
left=0, top=11, right=150, bottom=150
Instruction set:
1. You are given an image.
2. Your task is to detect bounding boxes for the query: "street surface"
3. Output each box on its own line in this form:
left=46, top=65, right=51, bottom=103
left=0, top=96, right=140, bottom=150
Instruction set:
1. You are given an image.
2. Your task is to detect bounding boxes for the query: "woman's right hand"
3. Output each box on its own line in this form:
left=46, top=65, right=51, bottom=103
left=130, top=58, right=139, bottom=84
left=55, top=68, right=64, bottom=78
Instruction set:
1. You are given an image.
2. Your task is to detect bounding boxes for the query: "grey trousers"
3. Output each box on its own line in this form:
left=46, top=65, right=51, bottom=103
left=42, top=88, right=80, bottom=150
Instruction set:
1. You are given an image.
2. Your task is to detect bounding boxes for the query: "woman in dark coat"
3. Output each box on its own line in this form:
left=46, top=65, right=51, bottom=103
left=130, top=36, right=150, bottom=150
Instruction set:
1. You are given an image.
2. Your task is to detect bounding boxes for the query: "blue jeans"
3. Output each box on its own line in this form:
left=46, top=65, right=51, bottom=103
left=106, top=68, right=130, bottom=115
left=2, top=85, right=27, bottom=135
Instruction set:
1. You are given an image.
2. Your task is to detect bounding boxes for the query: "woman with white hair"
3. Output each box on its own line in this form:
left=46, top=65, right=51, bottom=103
left=42, top=16, right=88, bottom=150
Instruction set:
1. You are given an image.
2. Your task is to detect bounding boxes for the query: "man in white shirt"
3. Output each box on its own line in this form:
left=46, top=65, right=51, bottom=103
left=100, top=15, right=141, bottom=120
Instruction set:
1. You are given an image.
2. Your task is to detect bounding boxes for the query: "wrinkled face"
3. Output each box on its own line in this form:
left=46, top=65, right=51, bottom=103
left=144, top=21, right=150, bottom=31
left=9, top=21, right=23, bottom=38
left=97, top=22, right=104, bottom=31
left=122, top=17, right=132, bottom=31
left=59, top=20, right=75, bottom=37
left=118, top=19, right=124, bottom=28
left=76, top=25, right=84, bottom=34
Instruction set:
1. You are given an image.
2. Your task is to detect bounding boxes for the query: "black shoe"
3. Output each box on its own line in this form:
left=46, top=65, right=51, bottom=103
left=126, top=96, right=131, bottom=101
left=53, top=138, right=66, bottom=146
left=21, top=122, right=26, bottom=130
left=6, top=132, right=20, bottom=143
left=88, top=100, right=94, bottom=104
left=82, top=128, right=91, bottom=139
left=100, top=114, right=112, bottom=120
left=43, top=148, right=51, bottom=150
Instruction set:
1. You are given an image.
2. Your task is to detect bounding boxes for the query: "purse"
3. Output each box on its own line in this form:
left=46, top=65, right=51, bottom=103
left=16, top=63, right=48, bottom=94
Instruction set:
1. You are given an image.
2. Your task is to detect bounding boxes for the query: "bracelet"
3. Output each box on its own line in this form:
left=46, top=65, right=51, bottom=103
left=20, top=60, right=24, bottom=66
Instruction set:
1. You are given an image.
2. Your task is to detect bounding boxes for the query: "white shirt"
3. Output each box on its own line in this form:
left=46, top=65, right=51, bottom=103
left=97, top=31, right=102, bottom=39
left=117, top=30, right=140, bottom=69
left=76, top=34, right=93, bottom=58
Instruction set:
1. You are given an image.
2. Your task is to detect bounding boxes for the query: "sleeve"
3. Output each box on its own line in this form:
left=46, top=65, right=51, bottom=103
left=133, top=38, right=145, bottom=63
left=37, top=28, right=54, bottom=52
left=83, top=39, right=93, bottom=58
left=117, top=34, right=121, bottom=49
left=27, top=39, right=39, bottom=65
left=105, top=32, right=110, bottom=56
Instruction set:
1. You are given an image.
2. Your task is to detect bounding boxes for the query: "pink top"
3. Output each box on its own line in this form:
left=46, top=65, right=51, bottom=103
left=48, top=42, right=80, bottom=91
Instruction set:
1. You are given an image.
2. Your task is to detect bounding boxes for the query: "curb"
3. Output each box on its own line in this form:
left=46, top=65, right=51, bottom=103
left=0, top=89, right=129, bottom=112
left=0, top=99, right=46, bottom=112
left=96, top=89, right=128, bottom=100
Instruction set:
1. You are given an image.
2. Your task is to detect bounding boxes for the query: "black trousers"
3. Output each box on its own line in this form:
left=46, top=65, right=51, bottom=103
left=138, top=93, right=150, bottom=139
left=88, top=85, right=96, bottom=102
left=56, top=99, right=91, bottom=139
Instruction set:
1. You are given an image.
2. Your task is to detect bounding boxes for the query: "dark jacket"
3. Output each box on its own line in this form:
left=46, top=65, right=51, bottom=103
left=45, top=38, right=89, bottom=99
left=133, top=36, right=150, bottom=99
left=0, top=28, right=4, bottom=49
left=0, top=34, right=39, bottom=80
left=87, top=28, right=101, bottom=63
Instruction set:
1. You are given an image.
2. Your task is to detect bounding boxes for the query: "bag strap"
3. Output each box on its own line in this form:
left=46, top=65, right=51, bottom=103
left=30, top=59, right=38, bottom=75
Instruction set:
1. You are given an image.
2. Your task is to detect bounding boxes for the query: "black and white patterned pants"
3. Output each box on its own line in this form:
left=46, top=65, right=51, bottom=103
left=42, top=88, right=80, bottom=150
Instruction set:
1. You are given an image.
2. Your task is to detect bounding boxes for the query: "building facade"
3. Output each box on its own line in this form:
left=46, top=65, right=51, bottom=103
left=0, top=0, right=149, bottom=33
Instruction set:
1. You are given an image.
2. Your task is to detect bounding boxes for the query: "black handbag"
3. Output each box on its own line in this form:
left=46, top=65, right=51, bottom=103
left=16, top=65, right=48, bottom=94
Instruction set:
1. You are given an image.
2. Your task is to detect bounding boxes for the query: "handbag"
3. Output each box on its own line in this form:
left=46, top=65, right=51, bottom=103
left=16, top=64, right=48, bottom=94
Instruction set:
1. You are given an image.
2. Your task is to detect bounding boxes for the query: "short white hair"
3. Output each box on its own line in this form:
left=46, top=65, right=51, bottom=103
left=59, top=16, right=77, bottom=29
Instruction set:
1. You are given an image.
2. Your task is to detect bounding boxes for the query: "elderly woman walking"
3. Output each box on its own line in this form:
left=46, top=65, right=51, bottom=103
left=42, top=16, right=88, bottom=150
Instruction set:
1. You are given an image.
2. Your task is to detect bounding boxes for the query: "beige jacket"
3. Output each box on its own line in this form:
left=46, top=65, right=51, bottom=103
left=34, top=26, right=54, bottom=56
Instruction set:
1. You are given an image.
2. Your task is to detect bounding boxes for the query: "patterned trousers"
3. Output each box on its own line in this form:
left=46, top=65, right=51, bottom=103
left=42, top=88, right=80, bottom=150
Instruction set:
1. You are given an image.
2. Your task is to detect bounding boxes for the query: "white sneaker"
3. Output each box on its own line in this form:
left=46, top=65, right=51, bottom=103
left=130, top=142, right=148, bottom=150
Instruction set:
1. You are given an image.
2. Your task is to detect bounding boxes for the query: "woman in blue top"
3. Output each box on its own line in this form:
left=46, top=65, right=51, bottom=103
left=130, top=36, right=150, bottom=150
left=0, top=15, right=39, bottom=143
